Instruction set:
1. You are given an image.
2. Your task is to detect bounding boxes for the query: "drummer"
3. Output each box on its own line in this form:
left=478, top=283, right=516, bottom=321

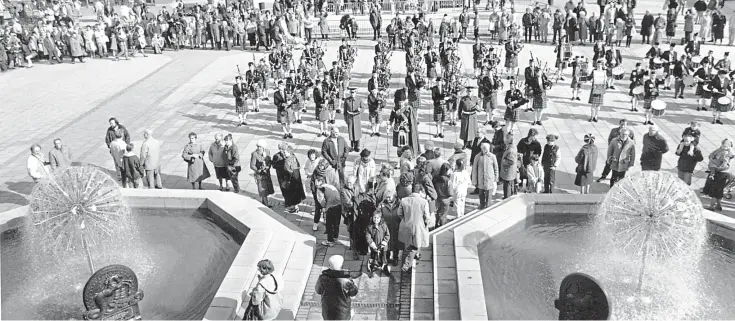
left=684, top=34, right=702, bottom=56
left=605, top=43, right=623, bottom=90
left=702, top=50, right=716, bottom=76
left=708, top=69, right=732, bottom=125
left=673, top=54, right=689, bottom=99
left=642, top=71, right=663, bottom=125
left=660, top=43, right=677, bottom=90
left=629, top=66, right=645, bottom=112
left=715, top=52, right=732, bottom=72
left=645, top=42, right=662, bottom=70
left=693, top=62, right=711, bottom=111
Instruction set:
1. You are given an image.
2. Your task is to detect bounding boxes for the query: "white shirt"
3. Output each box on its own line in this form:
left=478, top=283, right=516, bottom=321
left=27, top=154, right=49, bottom=181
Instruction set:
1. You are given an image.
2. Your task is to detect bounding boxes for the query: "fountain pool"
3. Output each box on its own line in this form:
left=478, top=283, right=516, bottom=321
left=1, top=207, right=246, bottom=320
left=479, top=214, right=735, bottom=320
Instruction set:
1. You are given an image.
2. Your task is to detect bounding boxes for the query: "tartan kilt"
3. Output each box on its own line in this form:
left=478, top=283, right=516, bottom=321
left=433, top=103, right=446, bottom=121
left=642, top=97, right=654, bottom=109
left=316, top=105, right=330, bottom=121
left=483, top=91, right=498, bottom=112
left=427, top=66, right=437, bottom=79
left=277, top=107, right=294, bottom=124
left=532, top=94, right=547, bottom=110
left=235, top=100, right=246, bottom=114
left=249, top=85, right=261, bottom=99
left=369, top=110, right=383, bottom=123
left=504, top=107, right=519, bottom=123
left=505, top=56, right=518, bottom=69
left=588, top=93, right=604, bottom=106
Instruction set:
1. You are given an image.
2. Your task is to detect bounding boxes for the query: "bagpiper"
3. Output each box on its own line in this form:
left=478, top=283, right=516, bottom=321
left=245, top=62, right=262, bottom=112
left=431, top=77, right=450, bottom=138
left=233, top=75, right=248, bottom=126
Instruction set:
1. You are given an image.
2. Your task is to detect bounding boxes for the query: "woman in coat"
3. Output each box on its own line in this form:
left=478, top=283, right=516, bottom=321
left=245, top=259, right=283, bottom=321
left=272, top=142, right=306, bottom=213
left=182, top=132, right=211, bottom=189
left=397, top=172, right=414, bottom=199
left=412, top=159, right=438, bottom=215
left=366, top=212, right=391, bottom=274
left=703, top=139, right=735, bottom=211
left=665, top=8, right=677, bottom=43
left=606, top=129, right=635, bottom=187
left=353, top=149, right=376, bottom=195
left=397, top=184, right=430, bottom=272
left=374, top=164, right=397, bottom=204
left=684, top=10, right=694, bottom=41
left=574, top=134, right=599, bottom=194
left=250, top=140, right=275, bottom=207
left=378, top=196, right=402, bottom=265
left=499, top=135, right=518, bottom=199
left=319, top=12, right=330, bottom=39
left=68, top=30, right=85, bottom=62
left=711, top=10, right=726, bottom=44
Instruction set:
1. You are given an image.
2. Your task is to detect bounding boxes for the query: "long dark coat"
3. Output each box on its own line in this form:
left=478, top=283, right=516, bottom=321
left=272, top=151, right=306, bottom=207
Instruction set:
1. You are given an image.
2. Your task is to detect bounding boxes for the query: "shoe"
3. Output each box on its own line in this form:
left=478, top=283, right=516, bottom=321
left=575, top=97, right=581, bottom=101
left=702, top=107, right=708, bottom=111
left=593, top=117, right=598, bottom=122
left=716, top=119, right=724, bottom=124
left=383, top=265, right=391, bottom=274
left=697, top=107, right=701, bottom=111
left=283, top=134, right=289, bottom=139
left=434, top=134, right=439, bottom=138
left=313, top=223, right=319, bottom=231
left=376, top=133, right=381, bottom=137
left=596, top=177, right=607, bottom=183
left=321, top=241, right=334, bottom=247
left=288, top=133, right=294, bottom=138
left=439, top=133, right=444, bottom=138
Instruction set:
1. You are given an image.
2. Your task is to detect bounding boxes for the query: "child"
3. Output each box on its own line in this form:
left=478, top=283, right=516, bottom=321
left=525, top=154, right=544, bottom=193
left=682, top=121, right=701, bottom=146
left=151, top=33, right=163, bottom=54
left=449, top=158, right=471, bottom=217
left=122, top=143, right=144, bottom=188
left=366, top=212, right=391, bottom=275
left=541, top=134, right=560, bottom=193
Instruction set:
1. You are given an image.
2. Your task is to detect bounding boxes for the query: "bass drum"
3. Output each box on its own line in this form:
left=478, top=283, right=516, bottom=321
left=651, top=100, right=667, bottom=116
left=612, top=67, right=625, bottom=80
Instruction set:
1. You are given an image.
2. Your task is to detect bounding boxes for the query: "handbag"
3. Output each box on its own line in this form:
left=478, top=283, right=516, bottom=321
left=242, top=275, right=279, bottom=321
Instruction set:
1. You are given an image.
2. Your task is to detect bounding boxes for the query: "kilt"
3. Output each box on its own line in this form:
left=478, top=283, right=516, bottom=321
left=532, top=94, right=547, bottom=110
left=711, top=96, right=731, bottom=111
left=588, top=85, right=606, bottom=106
left=249, top=86, right=261, bottom=99
left=316, top=105, right=330, bottom=121
left=369, top=110, right=383, bottom=123
left=696, top=84, right=711, bottom=98
left=642, top=97, right=654, bottom=109
left=433, top=103, right=446, bottom=122
left=482, top=91, right=498, bottom=112
left=504, top=106, right=519, bottom=123
left=235, top=100, right=246, bottom=114
left=570, top=76, right=581, bottom=88
left=277, top=107, right=294, bottom=124
left=447, top=98, right=458, bottom=111
left=505, top=55, right=518, bottom=69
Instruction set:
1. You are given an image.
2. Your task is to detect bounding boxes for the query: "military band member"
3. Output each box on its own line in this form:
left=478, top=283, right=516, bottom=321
left=588, top=60, right=607, bottom=122
left=694, top=63, right=711, bottom=111
left=431, top=77, right=449, bottom=138
left=701, top=50, right=716, bottom=76
left=425, top=46, right=439, bottom=85
left=389, top=97, right=420, bottom=157
left=343, top=87, right=364, bottom=151
left=473, top=38, right=484, bottom=74
left=329, top=61, right=345, bottom=113
left=286, top=70, right=303, bottom=124
left=642, top=71, right=663, bottom=125
left=313, top=79, right=330, bottom=136
left=269, top=47, right=283, bottom=84
left=368, top=87, right=385, bottom=137
left=715, top=52, right=732, bottom=73
left=645, top=42, right=662, bottom=70
left=605, top=44, right=622, bottom=89
left=479, top=69, right=500, bottom=125
left=660, top=43, right=677, bottom=90
left=406, top=69, right=422, bottom=121
left=245, top=62, right=261, bottom=112
left=708, top=69, right=732, bottom=124
left=322, top=71, right=338, bottom=124
left=523, top=59, right=536, bottom=110
left=233, top=76, right=248, bottom=126
left=629, top=63, right=645, bottom=112
left=570, top=56, right=583, bottom=101
left=504, top=80, right=526, bottom=131
left=257, top=58, right=270, bottom=100
left=339, top=38, right=351, bottom=64
left=459, top=86, right=480, bottom=147
left=505, top=37, right=521, bottom=79
left=274, top=80, right=294, bottom=138
left=531, top=67, right=551, bottom=125
left=368, top=72, right=379, bottom=92
left=673, top=54, right=689, bottom=99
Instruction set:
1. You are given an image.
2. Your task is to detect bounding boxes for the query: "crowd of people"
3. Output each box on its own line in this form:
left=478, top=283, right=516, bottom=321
left=16, top=0, right=735, bottom=318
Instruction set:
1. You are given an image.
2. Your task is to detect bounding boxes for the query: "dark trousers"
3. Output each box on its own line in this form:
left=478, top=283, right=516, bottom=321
left=626, top=35, right=633, bottom=47
left=462, top=26, right=468, bottom=38
left=305, top=28, right=313, bottom=42
left=642, top=34, right=650, bottom=44
left=478, top=188, right=492, bottom=209
left=435, top=197, right=451, bottom=227
left=600, top=162, right=612, bottom=179
left=313, top=194, right=323, bottom=223
left=524, top=25, right=533, bottom=42
left=685, top=31, right=692, bottom=42
left=610, top=170, right=627, bottom=187
left=675, top=78, right=685, bottom=97
left=351, top=140, right=361, bottom=151
left=543, top=167, right=555, bottom=193
left=402, top=244, right=418, bottom=270
left=228, top=170, right=240, bottom=192
left=326, top=206, right=342, bottom=242
left=502, top=179, right=516, bottom=199
left=552, top=28, right=561, bottom=43
left=373, top=26, right=381, bottom=40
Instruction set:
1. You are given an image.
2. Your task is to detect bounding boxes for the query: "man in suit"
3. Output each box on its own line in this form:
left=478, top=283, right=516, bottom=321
left=274, top=80, right=294, bottom=139
left=405, top=69, right=421, bottom=121
left=140, top=129, right=162, bottom=189
left=321, top=126, right=350, bottom=184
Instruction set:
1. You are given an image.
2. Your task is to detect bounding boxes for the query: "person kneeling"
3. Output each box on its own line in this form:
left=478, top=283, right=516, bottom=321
left=366, top=212, right=391, bottom=276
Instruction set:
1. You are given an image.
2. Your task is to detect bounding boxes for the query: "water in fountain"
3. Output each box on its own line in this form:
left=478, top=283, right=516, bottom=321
left=590, top=171, right=709, bottom=319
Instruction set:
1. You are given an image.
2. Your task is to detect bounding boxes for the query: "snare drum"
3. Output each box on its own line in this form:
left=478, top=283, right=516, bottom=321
left=653, top=58, right=663, bottom=69
left=651, top=100, right=667, bottom=116
left=716, top=96, right=732, bottom=112
left=655, top=68, right=666, bottom=79
left=692, top=56, right=703, bottom=68
left=683, top=75, right=695, bottom=86
left=612, top=67, right=625, bottom=80
left=632, top=86, right=645, bottom=100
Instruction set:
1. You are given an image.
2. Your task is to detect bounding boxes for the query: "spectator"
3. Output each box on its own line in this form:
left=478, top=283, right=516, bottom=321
left=316, top=176, right=342, bottom=247
left=675, top=135, right=704, bottom=185
left=640, top=125, right=669, bottom=171
left=315, top=255, right=359, bottom=320
left=449, top=158, right=471, bottom=218
left=110, top=130, right=128, bottom=182
left=703, top=139, right=735, bottom=211
left=425, top=148, right=446, bottom=178
left=223, top=134, right=241, bottom=193
left=471, top=142, right=499, bottom=209
left=27, top=144, right=49, bottom=182
left=243, top=259, right=283, bottom=321
left=541, top=134, right=559, bottom=193
left=374, top=164, right=397, bottom=204
left=398, top=183, right=430, bottom=272
left=525, top=154, right=544, bottom=193
left=353, top=149, right=376, bottom=194
left=105, top=118, right=131, bottom=149
left=48, top=138, right=72, bottom=173
left=140, top=129, right=162, bottom=189
left=432, top=163, right=452, bottom=228
left=182, top=132, right=211, bottom=190
left=499, top=135, right=518, bottom=199
left=122, top=143, right=144, bottom=188
left=574, top=134, right=598, bottom=194
left=366, top=212, right=391, bottom=275
left=208, top=133, right=228, bottom=190
left=273, top=142, right=306, bottom=213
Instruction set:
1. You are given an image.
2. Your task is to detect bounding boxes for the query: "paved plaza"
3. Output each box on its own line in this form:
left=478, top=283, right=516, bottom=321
left=3, top=0, right=735, bottom=319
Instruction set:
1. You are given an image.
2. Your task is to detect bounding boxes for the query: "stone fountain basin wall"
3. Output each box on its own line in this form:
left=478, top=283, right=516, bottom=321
left=0, top=189, right=315, bottom=321
left=426, top=194, right=735, bottom=320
